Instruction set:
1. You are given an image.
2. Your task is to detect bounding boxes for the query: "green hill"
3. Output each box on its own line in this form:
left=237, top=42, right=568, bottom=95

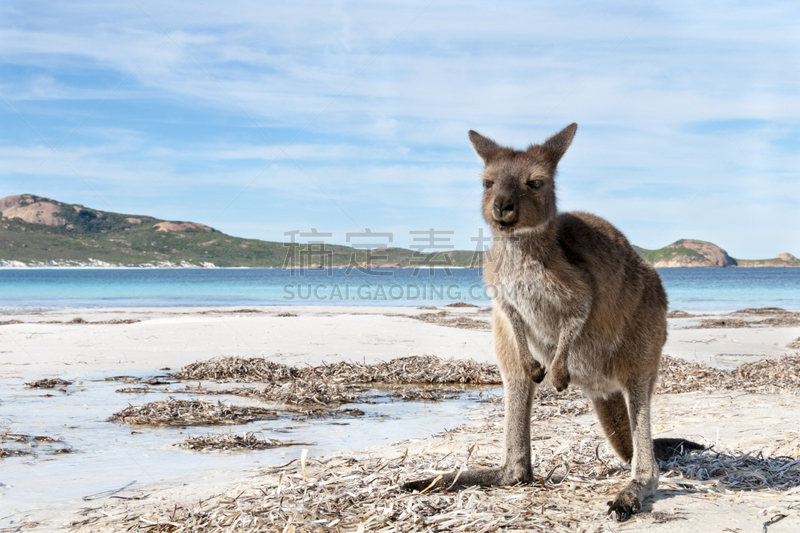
left=2, top=195, right=797, bottom=268
left=0, top=194, right=480, bottom=268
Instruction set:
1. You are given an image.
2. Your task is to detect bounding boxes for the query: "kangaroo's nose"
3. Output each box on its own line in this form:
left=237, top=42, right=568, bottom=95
left=492, top=197, right=517, bottom=223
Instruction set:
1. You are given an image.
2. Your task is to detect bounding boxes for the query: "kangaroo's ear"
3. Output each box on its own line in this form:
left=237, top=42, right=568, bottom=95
left=469, top=130, right=502, bottom=164
left=540, top=123, right=577, bottom=165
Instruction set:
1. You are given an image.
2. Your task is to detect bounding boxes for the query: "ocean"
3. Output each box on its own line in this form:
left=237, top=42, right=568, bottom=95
left=1, top=267, right=799, bottom=311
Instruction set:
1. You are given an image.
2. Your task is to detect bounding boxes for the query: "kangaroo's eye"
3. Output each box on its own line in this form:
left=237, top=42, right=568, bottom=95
left=483, top=181, right=494, bottom=190
left=527, top=179, right=543, bottom=190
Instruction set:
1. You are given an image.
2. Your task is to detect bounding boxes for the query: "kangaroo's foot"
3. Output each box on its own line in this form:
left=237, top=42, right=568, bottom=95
left=523, top=357, right=546, bottom=384
left=607, top=478, right=655, bottom=522
left=403, top=465, right=533, bottom=493
left=607, top=488, right=642, bottom=522
left=653, top=438, right=705, bottom=461
left=549, top=358, right=570, bottom=392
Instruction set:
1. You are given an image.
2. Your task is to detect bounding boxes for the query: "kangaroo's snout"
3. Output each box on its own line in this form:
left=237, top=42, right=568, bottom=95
left=492, top=196, right=517, bottom=224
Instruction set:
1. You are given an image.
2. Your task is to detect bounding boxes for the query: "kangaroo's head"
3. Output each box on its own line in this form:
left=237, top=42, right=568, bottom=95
left=470, top=123, right=577, bottom=235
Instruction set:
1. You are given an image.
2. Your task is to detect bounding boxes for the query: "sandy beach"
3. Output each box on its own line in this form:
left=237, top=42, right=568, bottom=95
left=2, top=305, right=800, bottom=532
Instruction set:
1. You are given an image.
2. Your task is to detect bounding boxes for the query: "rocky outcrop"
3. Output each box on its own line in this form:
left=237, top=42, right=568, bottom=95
left=638, top=240, right=799, bottom=268
left=652, top=239, right=737, bottom=268
left=0, top=194, right=67, bottom=226
left=154, top=221, right=214, bottom=233
left=736, top=252, right=800, bottom=268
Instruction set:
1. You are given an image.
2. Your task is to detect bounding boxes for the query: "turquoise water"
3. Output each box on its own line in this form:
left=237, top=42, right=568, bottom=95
left=0, top=267, right=799, bottom=311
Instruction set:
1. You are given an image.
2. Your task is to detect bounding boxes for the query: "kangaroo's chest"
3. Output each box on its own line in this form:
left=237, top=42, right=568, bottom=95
left=497, top=262, right=564, bottom=349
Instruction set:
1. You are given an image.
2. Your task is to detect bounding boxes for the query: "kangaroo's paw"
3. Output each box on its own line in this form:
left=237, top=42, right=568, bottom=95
left=403, top=466, right=531, bottom=492
left=607, top=489, right=642, bottom=522
left=550, top=363, right=570, bottom=392
left=403, top=476, right=450, bottom=492
left=523, top=358, right=546, bottom=384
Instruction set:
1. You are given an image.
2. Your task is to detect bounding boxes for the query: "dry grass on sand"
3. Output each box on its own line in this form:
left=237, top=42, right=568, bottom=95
left=174, top=432, right=311, bottom=452
left=83, top=396, right=800, bottom=533
left=108, top=398, right=279, bottom=427
left=78, top=353, right=800, bottom=532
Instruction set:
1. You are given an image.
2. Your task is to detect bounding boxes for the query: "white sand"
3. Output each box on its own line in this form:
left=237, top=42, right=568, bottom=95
left=1, top=305, right=799, bottom=531
left=2, top=306, right=797, bottom=379
left=0, top=306, right=495, bottom=379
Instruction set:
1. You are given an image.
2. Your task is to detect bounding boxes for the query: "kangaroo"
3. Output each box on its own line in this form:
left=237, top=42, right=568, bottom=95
left=403, top=124, right=702, bottom=521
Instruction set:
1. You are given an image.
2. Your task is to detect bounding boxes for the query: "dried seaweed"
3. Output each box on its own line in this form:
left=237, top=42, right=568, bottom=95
left=410, top=311, right=491, bottom=331
left=683, top=318, right=751, bottom=329
left=788, top=337, right=800, bottom=350
left=444, top=302, right=479, bottom=308
left=731, top=307, right=795, bottom=316
left=211, top=381, right=364, bottom=407
left=109, top=376, right=172, bottom=385
left=658, top=354, right=800, bottom=395
left=24, top=377, right=73, bottom=389
left=387, top=390, right=460, bottom=402
left=116, top=387, right=154, bottom=394
left=661, top=448, right=800, bottom=492
left=175, top=433, right=310, bottom=451
left=92, top=408, right=799, bottom=533
left=55, top=317, right=140, bottom=324
left=172, top=353, right=798, bottom=406
left=682, top=308, right=800, bottom=329
left=172, top=355, right=501, bottom=386
left=108, top=398, right=279, bottom=427
left=84, top=420, right=628, bottom=532
left=667, top=310, right=693, bottom=318
left=1, top=432, right=72, bottom=457
left=173, top=358, right=300, bottom=382
left=302, top=356, right=501, bottom=385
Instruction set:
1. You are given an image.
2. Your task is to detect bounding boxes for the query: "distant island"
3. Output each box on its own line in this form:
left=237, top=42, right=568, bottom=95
left=1, top=194, right=798, bottom=268
left=634, top=239, right=799, bottom=268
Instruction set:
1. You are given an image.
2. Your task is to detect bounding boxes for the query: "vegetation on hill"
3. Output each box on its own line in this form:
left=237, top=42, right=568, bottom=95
left=1, top=195, right=797, bottom=268
left=633, top=243, right=705, bottom=265
left=0, top=194, right=480, bottom=268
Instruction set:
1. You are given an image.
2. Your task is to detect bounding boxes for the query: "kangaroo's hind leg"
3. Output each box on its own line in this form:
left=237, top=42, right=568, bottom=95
left=591, top=391, right=634, bottom=464
left=593, top=390, right=705, bottom=517
left=606, top=376, right=659, bottom=522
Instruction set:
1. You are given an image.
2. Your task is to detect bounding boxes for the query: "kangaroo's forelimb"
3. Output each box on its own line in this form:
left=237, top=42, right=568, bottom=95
left=500, top=302, right=545, bottom=384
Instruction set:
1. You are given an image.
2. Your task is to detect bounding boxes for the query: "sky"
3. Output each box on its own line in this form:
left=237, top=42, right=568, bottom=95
left=1, top=0, right=798, bottom=258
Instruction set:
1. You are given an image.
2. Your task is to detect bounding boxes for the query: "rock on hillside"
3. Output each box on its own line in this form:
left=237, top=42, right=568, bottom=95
left=154, top=221, right=213, bottom=232
left=0, top=194, right=211, bottom=235
left=635, top=239, right=737, bottom=268
left=735, top=252, right=800, bottom=268
left=0, top=194, right=68, bottom=227
left=662, top=239, right=736, bottom=267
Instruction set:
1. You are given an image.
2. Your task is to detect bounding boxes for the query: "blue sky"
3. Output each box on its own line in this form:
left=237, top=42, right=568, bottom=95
left=1, top=0, right=798, bottom=258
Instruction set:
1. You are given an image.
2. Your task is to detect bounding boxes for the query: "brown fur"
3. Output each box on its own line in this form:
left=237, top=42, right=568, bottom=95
left=403, top=124, right=701, bottom=521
